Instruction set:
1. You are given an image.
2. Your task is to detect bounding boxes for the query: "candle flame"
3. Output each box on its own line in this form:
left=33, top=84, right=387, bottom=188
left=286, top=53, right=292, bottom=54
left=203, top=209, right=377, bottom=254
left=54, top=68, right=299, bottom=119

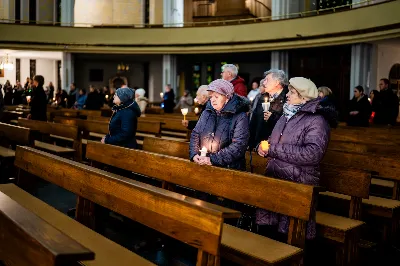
left=264, top=97, right=269, bottom=103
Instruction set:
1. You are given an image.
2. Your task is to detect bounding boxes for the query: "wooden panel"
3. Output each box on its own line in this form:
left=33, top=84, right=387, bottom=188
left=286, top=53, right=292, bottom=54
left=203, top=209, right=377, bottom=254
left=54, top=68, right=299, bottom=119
left=79, top=110, right=102, bottom=117
left=0, top=190, right=94, bottom=266
left=143, top=137, right=189, bottom=159
left=86, top=141, right=317, bottom=221
left=0, top=184, right=155, bottom=266
left=323, top=150, right=400, bottom=182
left=329, top=140, right=399, bottom=156
left=15, top=146, right=239, bottom=256
left=319, top=164, right=371, bottom=199
left=18, top=118, right=80, bottom=140
left=87, top=116, right=110, bottom=122
left=137, top=121, right=162, bottom=135
left=0, top=122, right=33, bottom=145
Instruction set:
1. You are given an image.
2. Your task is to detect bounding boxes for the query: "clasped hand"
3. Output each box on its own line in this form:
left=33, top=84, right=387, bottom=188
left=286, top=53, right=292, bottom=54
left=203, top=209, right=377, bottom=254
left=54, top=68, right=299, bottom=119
left=193, top=155, right=212, bottom=166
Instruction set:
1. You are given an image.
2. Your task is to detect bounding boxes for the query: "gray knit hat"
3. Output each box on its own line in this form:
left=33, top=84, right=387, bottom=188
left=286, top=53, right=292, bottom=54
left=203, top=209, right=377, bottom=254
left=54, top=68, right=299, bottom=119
left=116, top=87, right=134, bottom=103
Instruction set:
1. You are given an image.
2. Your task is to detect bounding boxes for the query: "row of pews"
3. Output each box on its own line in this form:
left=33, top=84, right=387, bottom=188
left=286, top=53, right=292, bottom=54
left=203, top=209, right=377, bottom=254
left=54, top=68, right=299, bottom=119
left=0, top=106, right=399, bottom=265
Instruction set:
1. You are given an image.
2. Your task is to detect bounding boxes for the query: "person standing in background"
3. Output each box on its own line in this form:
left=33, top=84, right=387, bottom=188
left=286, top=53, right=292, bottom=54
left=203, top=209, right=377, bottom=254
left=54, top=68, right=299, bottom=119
left=182, top=85, right=210, bottom=130
left=374, top=78, right=399, bottom=125
left=175, top=90, right=194, bottom=112
left=247, top=80, right=260, bottom=101
left=221, top=64, right=247, bottom=97
left=163, top=84, right=175, bottom=113
left=347, top=85, right=371, bottom=127
left=28, top=75, right=47, bottom=121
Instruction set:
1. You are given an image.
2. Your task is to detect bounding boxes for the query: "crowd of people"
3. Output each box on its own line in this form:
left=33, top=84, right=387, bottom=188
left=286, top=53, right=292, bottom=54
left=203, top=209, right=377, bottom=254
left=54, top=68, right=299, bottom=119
left=0, top=64, right=398, bottom=246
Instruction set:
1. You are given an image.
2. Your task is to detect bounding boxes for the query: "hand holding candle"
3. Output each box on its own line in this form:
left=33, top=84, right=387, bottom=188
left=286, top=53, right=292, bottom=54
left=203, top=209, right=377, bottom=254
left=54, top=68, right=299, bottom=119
left=181, top=108, right=188, bottom=120
left=200, top=146, right=207, bottom=157
left=258, top=140, right=270, bottom=157
left=261, top=96, right=270, bottom=112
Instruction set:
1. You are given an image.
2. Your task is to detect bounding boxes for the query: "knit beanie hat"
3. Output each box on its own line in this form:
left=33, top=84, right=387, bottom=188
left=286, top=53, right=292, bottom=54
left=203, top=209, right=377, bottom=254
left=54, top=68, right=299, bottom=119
left=207, top=79, right=235, bottom=99
left=116, top=87, right=134, bottom=103
left=289, top=77, right=318, bottom=99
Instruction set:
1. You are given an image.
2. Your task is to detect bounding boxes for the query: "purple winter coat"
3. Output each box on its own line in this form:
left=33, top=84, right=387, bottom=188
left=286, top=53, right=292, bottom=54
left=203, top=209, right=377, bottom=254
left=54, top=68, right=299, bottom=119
left=189, top=94, right=250, bottom=170
left=256, top=98, right=336, bottom=239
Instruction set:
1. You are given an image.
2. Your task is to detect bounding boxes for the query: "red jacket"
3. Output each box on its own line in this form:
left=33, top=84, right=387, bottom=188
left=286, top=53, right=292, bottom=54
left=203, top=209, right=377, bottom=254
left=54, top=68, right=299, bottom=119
left=231, top=76, right=247, bottom=97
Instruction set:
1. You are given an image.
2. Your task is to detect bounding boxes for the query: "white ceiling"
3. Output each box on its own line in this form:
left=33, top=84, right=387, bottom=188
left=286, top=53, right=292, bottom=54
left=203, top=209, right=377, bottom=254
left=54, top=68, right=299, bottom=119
left=0, top=49, right=62, bottom=60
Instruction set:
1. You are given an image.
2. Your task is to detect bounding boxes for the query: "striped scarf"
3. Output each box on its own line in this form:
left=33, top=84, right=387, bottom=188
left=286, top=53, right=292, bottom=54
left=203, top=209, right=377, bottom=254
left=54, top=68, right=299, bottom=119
left=283, top=102, right=304, bottom=120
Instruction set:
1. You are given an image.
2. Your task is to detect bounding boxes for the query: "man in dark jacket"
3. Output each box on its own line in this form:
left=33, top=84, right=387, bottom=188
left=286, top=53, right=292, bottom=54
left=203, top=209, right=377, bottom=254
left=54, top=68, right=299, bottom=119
left=375, top=78, right=399, bottom=125
left=221, top=64, right=247, bottom=97
left=28, top=75, right=47, bottom=121
left=67, top=83, right=78, bottom=108
left=102, top=87, right=141, bottom=149
left=162, top=84, right=175, bottom=113
left=249, top=69, right=288, bottom=150
left=182, top=85, right=210, bottom=130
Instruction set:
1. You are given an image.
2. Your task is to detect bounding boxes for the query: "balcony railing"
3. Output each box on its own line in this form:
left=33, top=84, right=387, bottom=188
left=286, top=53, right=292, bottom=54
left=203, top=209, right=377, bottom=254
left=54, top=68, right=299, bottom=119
left=0, top=0, right=393, bottom=28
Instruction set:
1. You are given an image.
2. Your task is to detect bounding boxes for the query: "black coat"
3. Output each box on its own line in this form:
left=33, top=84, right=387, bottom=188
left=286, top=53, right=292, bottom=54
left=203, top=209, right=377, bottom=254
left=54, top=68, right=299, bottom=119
left=347, top=95, right=372, bottom=127
left=30, top=85, right=48, bottom=121
left=163, top=90, right=175, bottom=113
left=105, top=100, right=141, bottom=148
left=248, top=87, right=288, bottom=149
left=85, top=91, right=103, bottom=110
left=374, top=88, right=399, bottom=125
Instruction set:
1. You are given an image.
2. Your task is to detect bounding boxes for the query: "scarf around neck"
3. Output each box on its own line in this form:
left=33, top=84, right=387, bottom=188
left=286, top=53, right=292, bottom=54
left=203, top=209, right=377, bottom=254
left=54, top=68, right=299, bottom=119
left=283, top=102, right=305, bottom=120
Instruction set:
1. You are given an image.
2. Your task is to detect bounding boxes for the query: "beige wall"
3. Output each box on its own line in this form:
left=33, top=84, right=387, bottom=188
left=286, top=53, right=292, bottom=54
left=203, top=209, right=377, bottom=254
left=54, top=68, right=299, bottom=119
left=215, top=0, right=246, bottom=16
left=150, top=0, right=163, bottom=24
left=74, top=0, right=144, bottom=26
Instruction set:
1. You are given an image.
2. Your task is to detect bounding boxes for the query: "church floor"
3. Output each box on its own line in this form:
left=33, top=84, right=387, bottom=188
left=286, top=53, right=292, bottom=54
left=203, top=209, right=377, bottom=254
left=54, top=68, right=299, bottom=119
left=31, top=179, right=399, bottom=266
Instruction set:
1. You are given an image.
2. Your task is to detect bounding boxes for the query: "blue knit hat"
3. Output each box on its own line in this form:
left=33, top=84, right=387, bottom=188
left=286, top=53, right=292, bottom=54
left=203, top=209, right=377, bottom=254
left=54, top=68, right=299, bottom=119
left=116, top=87, right=134, bottom=103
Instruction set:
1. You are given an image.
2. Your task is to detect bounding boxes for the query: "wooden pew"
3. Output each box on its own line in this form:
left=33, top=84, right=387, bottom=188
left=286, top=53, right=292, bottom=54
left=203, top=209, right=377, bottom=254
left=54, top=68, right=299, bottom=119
left=1, top=110, right=24, bottom=124
left=17, top=118, right=81, bottom=161
left=143, top=137, right=189, bottom=158
left=15, top=146, right=241, bottom=266
left=0, top=122, right=35, bottom=182
left=0, top=184, right=155, bottom=266
left=54, top=117, right=163, bottom=145
left=86, top=141, right=318, bottom=265
left=140, top=117, right=190, bottom=140
left=0, top=189, right=95, bottom=265
left=329, top=140, right=398, bottom=157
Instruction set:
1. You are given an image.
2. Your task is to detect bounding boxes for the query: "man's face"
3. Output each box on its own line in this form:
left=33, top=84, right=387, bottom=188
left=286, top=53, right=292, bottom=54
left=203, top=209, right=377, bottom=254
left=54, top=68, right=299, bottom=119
left=379, top=80, right=388, bottom=90
left=221, top=70, right=232, bottom=81
left=263, top=74, right=279, bottom=94
left=70, top=84, right=75, bottom=90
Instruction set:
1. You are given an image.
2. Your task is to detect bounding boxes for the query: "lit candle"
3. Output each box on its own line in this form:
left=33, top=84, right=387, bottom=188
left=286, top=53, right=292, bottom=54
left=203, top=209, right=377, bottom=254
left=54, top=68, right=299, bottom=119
left=249, top=97, right=254, bottom=102
left=200, top=146, right=207, bottom=157
left=262, top=102, right=270, bottom=112
left=194, top=107, right=199, bottom=114
left=105, top=95, right=109, bottom=99
left=53, top=97, right=56, bottom=102
left=261, top=140, right=269, bottom=151
left=194, top=98, right=198, bottom=103
left=160, top=92, right=164, bottom=98
left=368, top=97, right=371, bottom=103
left=264, top=96, right=269, bottom=103
left=181, top=108, right=188, bottom=120
left=26, top=96, right=31, bottom=102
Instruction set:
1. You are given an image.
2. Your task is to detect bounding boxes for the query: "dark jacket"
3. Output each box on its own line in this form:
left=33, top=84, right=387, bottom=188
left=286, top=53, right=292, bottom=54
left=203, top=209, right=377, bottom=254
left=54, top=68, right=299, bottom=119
left=30, top=85, right=48, bottom=121
left=189, top=94, right=250, bottom=170
left=187, top=103, right=207, bottom=131
left=163, top=90, right=175, bottom=113
left=374, top=88, right=399, bottom=125
left=347, top=95, right=372, bottom=127
left=249, top=87, right=288, bottom=149
left=0, top=90, right=4, bottom=120
left=231, top=76, right=247, bottom=97
left=256, top=98, right=336, bottom=239
left=105, top=100, right=141, bottom=149
left=85, top=91, right=103, bottom=110
left=68, top=89, right=78, bottom=108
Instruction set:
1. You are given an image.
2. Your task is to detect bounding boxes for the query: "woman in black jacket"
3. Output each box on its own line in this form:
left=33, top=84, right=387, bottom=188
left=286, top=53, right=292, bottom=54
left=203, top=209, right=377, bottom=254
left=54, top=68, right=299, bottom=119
left=101, top=87, right=141, bottom=148
left=347, top=85, right=372, bottom=127
left=28, top=75, right=47, bottom=121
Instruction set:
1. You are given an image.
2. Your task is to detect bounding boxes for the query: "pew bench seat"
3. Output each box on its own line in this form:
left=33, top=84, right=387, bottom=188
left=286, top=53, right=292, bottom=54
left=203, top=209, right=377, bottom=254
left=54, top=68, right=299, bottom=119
left=371, top=178, right=394, bottom=188
left=89, top=132, right=104, bottom=139
left=320, top=191, right=400, bottom=217
left=0, top=184, right=155, bottom=266
left=221, top=224, right=303, bottom=265
left=50, top=134, right=75, bottom=142
left=316, top=211, right=364, bottom=243
left=0, top=146, right=16, bottom=158
left=10, top=119, right=18, bottom=125
left=161, top=130, right=187, bottom=137
left=136, top=132, right=186, bottom=142
left=34, top=140, right=76, bottom=155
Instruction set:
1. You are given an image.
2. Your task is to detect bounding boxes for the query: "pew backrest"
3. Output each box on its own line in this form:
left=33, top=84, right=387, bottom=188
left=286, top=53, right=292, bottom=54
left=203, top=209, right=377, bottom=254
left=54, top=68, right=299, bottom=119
left=15, top=146, right=240, bottom=257
left=86, top=141, right=318, bottom=227
left=18, top=118, right=81, bottom=140
left=329, top=140, right=399, bottom=156
left=0, top=190, right=94, bottom=265
left=143, top=137, right=189, bottom=158
left=0, top=122, right=34, bottom=145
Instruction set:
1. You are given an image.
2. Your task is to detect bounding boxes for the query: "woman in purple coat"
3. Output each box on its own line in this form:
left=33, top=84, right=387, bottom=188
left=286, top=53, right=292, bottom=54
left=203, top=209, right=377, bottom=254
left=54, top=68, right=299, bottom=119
left=256, top=77, right=337, bottom=240
left=189, top=79, right=250, bottom=170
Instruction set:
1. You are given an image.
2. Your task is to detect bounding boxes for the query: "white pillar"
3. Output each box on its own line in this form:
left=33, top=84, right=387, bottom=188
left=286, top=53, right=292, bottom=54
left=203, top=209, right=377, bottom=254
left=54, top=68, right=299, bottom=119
left=61, top=52, right=74, bottom=92
left=61, top=0, right=74, bottom=26
left=163, top=0, right=184, bottom=27
left=350, top=43, right=373, bottom=99
left=149, top=60, right=163, bottom=102
left=162, top=55, right=177, bottom=95
left=271, top=51, right=289, bottom=76
left=1, top=0, right=16, bottom=22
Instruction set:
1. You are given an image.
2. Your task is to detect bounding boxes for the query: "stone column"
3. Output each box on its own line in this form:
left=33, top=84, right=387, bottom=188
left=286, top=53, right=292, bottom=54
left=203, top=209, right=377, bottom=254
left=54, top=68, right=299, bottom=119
left=61, top=52, right=74, bottom=92
left=0, top=0, right=15, bottom=22
left=270, top=51, right=289, bottom=76
left=163, top=55, right=178, bottom=96
left=163, top=0, right=184, bottom=27
left=20, top=0, right=29, bottom=23
left=350, top=43, right=374, bottom=98
left=61, top=0, right=74, bottom=26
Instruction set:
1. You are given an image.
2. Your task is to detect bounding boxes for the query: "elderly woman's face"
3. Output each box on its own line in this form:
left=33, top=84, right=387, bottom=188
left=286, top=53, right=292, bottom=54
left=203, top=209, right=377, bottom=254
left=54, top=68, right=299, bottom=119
left=210, top=91, right=228, bottom=111
left=286, top=87, right=303, bottom=105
